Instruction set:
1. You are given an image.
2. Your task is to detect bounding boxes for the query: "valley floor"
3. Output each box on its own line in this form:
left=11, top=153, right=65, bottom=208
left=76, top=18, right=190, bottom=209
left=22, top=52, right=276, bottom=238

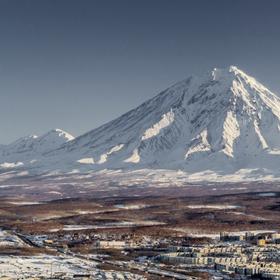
left=0, top=171, right=280, bottom=279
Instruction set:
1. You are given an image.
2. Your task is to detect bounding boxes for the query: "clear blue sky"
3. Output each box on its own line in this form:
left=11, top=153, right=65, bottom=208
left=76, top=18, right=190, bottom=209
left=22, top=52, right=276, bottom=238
left=1, top=0, right=280, bottom=143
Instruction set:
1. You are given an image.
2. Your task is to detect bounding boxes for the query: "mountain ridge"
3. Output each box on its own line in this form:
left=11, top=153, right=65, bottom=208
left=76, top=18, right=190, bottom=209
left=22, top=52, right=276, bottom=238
left=1, top=66, right=280, bottom=180
left=0, top=129, right=74, bottom=167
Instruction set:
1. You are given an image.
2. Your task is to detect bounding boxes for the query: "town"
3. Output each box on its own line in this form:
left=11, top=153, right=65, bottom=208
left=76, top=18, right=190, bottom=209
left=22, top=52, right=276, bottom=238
left=1, top=226, right=280, bottom=279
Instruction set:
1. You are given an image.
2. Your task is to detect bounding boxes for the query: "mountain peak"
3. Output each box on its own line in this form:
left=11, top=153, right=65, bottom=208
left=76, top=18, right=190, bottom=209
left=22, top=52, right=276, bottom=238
left=209, top=65, right=247, bottom=81
left=212, top=65, right=239, bottom=73
left=0, top=129, right=75, bottom=167
left=41, top=128, right=74, bottom=142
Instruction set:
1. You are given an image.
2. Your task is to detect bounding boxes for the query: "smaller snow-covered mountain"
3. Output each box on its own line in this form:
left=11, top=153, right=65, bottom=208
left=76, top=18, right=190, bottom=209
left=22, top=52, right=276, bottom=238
left=0, top=129, right=74, bottom=167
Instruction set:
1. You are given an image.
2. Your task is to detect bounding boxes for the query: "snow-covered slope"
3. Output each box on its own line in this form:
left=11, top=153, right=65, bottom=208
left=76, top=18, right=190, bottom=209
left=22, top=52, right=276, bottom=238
left=0, top=129, right=74, bottom=168
left=2, top=66, right=280, bottom=180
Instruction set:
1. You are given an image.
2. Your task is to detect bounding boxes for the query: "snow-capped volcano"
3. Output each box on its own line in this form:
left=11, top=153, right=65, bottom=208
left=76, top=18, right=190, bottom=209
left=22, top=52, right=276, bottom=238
left=2, top=66, right=280, bottom=179
left=39, top=65, right=280, bottom=175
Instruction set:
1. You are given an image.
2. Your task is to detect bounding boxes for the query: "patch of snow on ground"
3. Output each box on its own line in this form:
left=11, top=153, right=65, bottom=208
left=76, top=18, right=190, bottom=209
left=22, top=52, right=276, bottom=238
left=0, top=162, right=24, bottom=169
left=98, top=144, right=124, bottom=164
left=124, top=149, right=140, bottom=163
left=186, top=204, right=240, bottom=210
left=142, top=110, right=175, bottom=140
left=115, top=204, right=147, bottom=210
left=0, top=230, right=28, bottom=248
left=8, top=201, right=43, bottom=205
left=77, top=157, right=95, bottom=164
left=0, top=255, right=146, bottom=279
left=50, top=221, right=165, bottom=232
left=258, top=192, right=277, bottom=197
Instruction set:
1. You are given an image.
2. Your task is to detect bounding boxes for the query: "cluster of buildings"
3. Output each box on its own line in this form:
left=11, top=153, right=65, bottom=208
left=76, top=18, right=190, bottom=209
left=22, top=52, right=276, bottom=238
left=220, top=231, right=280, bottom=245
left=158, top=231, right=280, bottom=279
left=16, top=229, right=280, bottom=279
left=27, top=231, right=164, bottom=250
